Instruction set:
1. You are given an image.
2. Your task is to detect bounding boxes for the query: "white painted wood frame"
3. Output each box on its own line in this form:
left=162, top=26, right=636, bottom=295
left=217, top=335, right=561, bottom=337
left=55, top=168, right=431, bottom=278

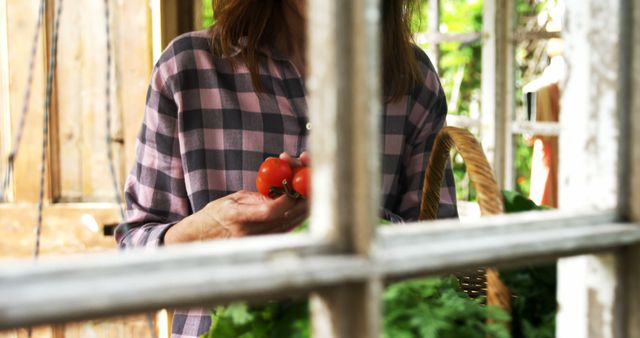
left=481, top=0, right=515, bottom=190
left=556, top=0, right=640, bottom=337
left=0, top=1, right=638, bottom=338
left=427, top=0, right=440, bottom=68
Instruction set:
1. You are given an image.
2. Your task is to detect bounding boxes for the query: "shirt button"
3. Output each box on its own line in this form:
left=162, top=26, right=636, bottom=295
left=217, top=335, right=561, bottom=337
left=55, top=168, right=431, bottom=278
left=305, top=122, right=312, bottom=131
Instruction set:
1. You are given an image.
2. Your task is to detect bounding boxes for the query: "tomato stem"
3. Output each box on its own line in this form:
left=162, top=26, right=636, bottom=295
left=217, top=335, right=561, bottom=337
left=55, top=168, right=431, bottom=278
left=282, top=179, right=302, bottom=199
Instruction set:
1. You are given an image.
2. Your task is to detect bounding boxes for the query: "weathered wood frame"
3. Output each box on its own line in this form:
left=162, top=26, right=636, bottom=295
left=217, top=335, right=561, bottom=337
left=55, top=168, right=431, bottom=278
left=1, top=0, right=639, bottom=337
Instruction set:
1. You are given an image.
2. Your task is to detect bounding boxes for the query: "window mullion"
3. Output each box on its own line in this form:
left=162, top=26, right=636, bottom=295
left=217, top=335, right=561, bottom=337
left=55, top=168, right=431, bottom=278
left=556, top=0, right=631, bottom=336
left=307, top=0, right=381, bottom=336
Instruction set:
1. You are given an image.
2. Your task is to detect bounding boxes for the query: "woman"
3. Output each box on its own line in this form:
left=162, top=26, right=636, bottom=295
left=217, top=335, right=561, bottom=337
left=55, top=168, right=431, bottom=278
left=116, top=0, right=457, bottom=336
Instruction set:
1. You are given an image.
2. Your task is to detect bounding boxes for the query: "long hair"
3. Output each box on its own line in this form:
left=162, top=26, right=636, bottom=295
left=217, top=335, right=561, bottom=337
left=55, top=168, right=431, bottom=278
left=210, top=0, right=422, bottom=102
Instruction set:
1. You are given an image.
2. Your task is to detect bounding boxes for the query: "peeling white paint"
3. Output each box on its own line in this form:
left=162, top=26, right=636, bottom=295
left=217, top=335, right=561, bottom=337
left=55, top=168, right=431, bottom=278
left=558, top=0, right=623, bottom=337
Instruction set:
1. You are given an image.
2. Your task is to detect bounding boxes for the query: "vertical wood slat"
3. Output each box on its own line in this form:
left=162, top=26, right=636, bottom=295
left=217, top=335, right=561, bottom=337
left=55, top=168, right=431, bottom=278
left=307, top=0, right=381, bottom=336
left=0, top=0, right=10, bottom=197
left=481, top=0, right=515, bottom=190
left=159, top=0, right=196, bottom=49
left=427, top=0, right=440, bottom=70
left=52, top=0, right=125, bottom=202
left=628, top=0, right=640, bottom=225
left=52, top=0, right=83, bottom=202
left=620, top=0, right=640, bottom=336
left=5, top=0, right=49, bottom=203
left=556, top=1, right=627, bottom=337
left=113, top=0, right=153, bottom=175
left=50, top=0, right=151, bottom=203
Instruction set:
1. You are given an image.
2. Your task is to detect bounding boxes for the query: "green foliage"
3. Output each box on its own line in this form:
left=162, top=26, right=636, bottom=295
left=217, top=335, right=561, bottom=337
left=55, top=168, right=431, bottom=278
left=382, top=276, right=510, bottom=338
left=202, top=276, right=510, bottom=338
left=202, top=1, right=214, bottom=28
left=500, top=190, right=556, bottom=338
left=202, top=301, right=309, bottom=338
left=502, top=190, right=546, bottom=213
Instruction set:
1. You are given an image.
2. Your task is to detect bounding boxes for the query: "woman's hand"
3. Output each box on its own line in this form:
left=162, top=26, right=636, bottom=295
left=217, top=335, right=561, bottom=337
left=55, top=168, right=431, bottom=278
left=164, top=190, right=308, bottom=245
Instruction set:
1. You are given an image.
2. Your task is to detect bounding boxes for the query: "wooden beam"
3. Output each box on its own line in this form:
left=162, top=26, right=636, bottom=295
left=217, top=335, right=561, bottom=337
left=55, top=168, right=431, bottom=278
left=481, top=0, right=515, bottom=190
left=556, top=0, right=630, bottom=337
left=427, top=0, right=440, bottom=68
left=619, top=0, right=640, bottom=335
left=113, top=0, right=153, bottom=180
left=307, top=0, right=382, bottom=335
left=0, top=234, right=341, bottom=329
left=415, top=32, right=482, bottom=45
left=159, top=0, right=196, bottom=48
left=379, top=218, right=639, bottom=280
left=511, top=30, right=562, bottom=42
left=0, top=0, right=10, bottom=198
left=5, top=0, right=49, bottom=203
left=0, top=203, right=122, bottom=258
left=511, top=120, right=560, bottom=136
left=1, top=213, right=639, bottom=330
left=446, top=115, right=482, bottom=129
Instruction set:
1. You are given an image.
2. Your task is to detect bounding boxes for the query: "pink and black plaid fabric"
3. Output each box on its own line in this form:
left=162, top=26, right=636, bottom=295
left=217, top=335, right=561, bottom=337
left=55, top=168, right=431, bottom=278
left=115, top=30, right=457, bottom=337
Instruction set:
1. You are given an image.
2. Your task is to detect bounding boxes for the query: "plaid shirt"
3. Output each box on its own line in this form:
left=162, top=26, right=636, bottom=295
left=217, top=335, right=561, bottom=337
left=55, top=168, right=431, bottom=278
left=115, top=30, right=457, bottom=338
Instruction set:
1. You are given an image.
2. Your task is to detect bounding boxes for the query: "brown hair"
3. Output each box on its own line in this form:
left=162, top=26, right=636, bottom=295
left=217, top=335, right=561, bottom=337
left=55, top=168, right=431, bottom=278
left=210, top=0, right=422, bottom=102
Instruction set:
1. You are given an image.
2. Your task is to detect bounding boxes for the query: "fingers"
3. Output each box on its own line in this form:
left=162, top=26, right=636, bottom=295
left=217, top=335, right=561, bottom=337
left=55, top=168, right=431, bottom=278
left=299, top=151, right=310, bottom=166
left=251, top=201, right=309, bottom=235
left=279, top=151, right=309, bottom=168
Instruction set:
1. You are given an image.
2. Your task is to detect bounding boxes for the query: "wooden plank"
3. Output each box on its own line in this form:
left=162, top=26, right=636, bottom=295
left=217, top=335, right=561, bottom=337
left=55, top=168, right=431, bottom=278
left=619, top=0, right=640, bottom=336
left=628, top=0, right=640, bottom=225
left=0, top=234, right=344, bottom=329
left=556, top=0, right=627, bottom=337
left=52, top=0, right=83, bottom=202
left=379, top=220, right=640, bottom=279
left=511, top=120, right=560, bottom=136
left=307, top=0, right=382, bottom=335
left=51, top=0, right=150, bottom=203
left=481, top=0, right=515, bottom=190
left=446, top=115, right=482, bottom=129
left=192, top=0, right=203, bottom=30
left=0, top=0, right=10, bottom=198
left=427, top=0, right=440, bottom=68
left=5, top=0, right=49, bottom=203
left=0, top=203, right=122, bottom=258
left=150, top=0, right=163, bottom=64
left=414, top=32, right=482, bottom=45
left=511, top=30, right=562, bottom=42
left=80, top=0, right=120, bottom=202
left=160, top=0, right=195, bottom=48
left=115, top=0, right=153, bottom=172
left=61, top=315, right=154, bottom=338
left=0, top=326, right=52, bottom=338
left=0, top=214, right=639, bottom=330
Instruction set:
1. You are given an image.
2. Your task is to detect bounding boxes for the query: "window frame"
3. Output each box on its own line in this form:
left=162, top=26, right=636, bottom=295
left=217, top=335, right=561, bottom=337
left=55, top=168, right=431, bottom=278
left=0, top=0, right=639, bottom=337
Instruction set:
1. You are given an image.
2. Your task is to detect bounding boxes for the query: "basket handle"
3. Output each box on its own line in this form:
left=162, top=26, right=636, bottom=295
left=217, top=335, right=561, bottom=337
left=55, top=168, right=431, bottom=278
left=418, top=126, right=511, bottom=315
left=419, top=126, right=504, bottom=220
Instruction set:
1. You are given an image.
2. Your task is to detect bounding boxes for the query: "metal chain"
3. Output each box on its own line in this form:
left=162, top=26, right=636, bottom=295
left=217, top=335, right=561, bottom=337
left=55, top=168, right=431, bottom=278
left=0, top=0, right=46, bottom=202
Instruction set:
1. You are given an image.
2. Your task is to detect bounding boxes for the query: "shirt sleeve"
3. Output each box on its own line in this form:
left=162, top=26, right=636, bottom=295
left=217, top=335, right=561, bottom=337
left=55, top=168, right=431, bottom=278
left=395, top=66, right=458, bottom=221
left=114, top=61, right=191, bottom=249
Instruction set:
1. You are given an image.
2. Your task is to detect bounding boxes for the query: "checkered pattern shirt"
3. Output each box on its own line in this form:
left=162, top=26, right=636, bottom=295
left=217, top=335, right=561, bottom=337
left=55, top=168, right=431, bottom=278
left=115, top=29, right=457, bottom=338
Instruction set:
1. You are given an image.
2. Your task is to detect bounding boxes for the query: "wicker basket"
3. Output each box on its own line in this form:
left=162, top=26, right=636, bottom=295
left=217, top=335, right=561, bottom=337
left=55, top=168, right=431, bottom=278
left=419, top=126, right=512, bottom=314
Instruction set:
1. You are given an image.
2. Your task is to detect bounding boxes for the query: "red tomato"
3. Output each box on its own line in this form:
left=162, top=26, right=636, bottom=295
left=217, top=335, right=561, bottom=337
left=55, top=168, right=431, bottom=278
left=292, top=167, right=310, bottom=199
left=256, top=157, right=293, bottom=198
